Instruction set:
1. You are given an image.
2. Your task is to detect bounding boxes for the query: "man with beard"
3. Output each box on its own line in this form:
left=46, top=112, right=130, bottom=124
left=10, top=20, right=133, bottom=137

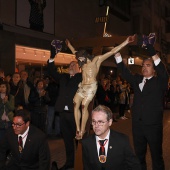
left=65, top=35, right=135, bottom=140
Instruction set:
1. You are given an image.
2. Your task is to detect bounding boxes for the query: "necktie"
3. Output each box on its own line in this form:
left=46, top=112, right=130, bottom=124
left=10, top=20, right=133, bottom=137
left=99, top=140, right=106, bottom=155
left=144, top=79, right=148, bottom=85
left=18, top=136, right=23, bottom=153
left=143, top=79, right=148, bottom=89
left=98, top=139, right=108, bottom=163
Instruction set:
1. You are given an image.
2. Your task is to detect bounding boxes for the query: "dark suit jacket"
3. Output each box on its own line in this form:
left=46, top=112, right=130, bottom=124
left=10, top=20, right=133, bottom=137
left=47, top=61, right=82, bottom=112
left=82, top=130, right=141, bottom=170
left=0, top=125, right=50, bottom=170
left=116, top=61, right=168, bottom=125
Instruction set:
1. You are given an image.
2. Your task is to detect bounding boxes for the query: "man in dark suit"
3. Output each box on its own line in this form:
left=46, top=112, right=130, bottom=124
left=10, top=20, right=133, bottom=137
left=82, top=105, right=141, bottom=170
left=114, top=36, right=169, bottom=170
left=47, top=42, right=82, bottom=170
left=0, top=109, right=50, bottom=170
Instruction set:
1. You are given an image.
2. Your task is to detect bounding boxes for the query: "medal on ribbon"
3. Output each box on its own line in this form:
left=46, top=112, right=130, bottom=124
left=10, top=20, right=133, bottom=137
left=19, top=145, right=22, bottom=153
left=98, top=139, right=108, bottom=163
left=18, top=136, right=23, bottom=153
left=99, top=155, right=107, bottom=163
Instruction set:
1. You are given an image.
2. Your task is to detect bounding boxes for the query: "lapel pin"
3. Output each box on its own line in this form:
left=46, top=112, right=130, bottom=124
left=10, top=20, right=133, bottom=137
left=109, top=146, right=112, bottom=149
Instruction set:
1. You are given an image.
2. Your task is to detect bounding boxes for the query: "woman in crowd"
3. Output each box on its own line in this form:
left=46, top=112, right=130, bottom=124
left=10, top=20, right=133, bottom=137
left=96, top=78, right=117, bottom=122
left=5, top=74, right=12, bottom=83
left=96, top=78, right=111, bottom=106
left=108, top=79, right=120, bottom=120
left=9, top=72, right=25, bottom=109
left=117, top=80, right=130, bottom=120
left=0, top=81, right=15, bottom=141
left=29, top=79, right=50, bottom=133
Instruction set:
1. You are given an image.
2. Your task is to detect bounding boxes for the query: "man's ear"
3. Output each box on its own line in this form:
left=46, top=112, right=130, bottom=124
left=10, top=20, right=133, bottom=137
left=26, top=121, right=30, bottom=126
left=109, top=119, right=113, bottom=126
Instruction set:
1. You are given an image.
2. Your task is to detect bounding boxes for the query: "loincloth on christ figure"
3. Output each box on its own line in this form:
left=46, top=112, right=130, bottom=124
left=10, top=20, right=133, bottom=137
left=74, top=82, right=97, bottom=101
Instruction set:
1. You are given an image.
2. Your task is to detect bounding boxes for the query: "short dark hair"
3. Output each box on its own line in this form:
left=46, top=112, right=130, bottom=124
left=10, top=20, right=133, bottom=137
left=20, top=70, right=28, bottom=74
left=12, top=72, right=20, bottom=77
left=0, top=81, right=10, bottom=95
left=14, top=109, right=31, bottom=123
left=75, top=49, right=91, bottom=59
left=92, top=105, right=113, bottom=121
left=35, top=79, right=45, bottom=87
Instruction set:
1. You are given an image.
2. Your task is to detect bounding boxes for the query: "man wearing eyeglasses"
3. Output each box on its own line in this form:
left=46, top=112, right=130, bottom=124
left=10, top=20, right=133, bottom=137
left=81, top=105, right=141, bottom=170
left=0, top=109, right=50, bottom=170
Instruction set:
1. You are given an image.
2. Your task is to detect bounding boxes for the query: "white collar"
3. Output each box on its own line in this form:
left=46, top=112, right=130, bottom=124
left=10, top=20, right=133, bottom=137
left=96, top=130, right=110, bottom=141
left=18, top=126, right=29, bottom=138
left=143, top=76, right=152, bottom=82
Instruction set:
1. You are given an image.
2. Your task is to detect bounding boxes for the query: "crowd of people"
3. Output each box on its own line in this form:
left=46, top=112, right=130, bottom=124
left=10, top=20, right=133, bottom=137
left=0, top=69, right=60, bottom=139
left=0, top=62, right=134, bottom=170
left=96, top=75, right=133, bottom=122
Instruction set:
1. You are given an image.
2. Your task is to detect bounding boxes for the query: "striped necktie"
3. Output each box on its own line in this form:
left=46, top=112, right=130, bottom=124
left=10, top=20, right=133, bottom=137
left=18, top=136, right=23, bottom=153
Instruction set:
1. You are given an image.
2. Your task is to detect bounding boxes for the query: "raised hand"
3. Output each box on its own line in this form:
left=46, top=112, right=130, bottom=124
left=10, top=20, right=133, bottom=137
left=3, top=96, right=8, bottom=103
left=65, top=39, right=71, bottom=47
left=65, top=39, right=77, bottom=54
left=50, top=39, right=63, bottom=59
left=39, top=90, right=46, bottom=97
left=127, top=34, right=136, bottom=43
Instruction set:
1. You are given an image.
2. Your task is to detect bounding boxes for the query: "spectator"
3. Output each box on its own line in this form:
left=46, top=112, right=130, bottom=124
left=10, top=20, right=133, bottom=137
left=9, top=72, right=25, bottom=109
left=20, top=70, right=34, bottom=110
left=96, top=78, right=111, bottom=107
left=28, top=79, right=50, bottom=133
left=108, top=79, right=120, bottom=119
left=5, top=74, right=12, bottom=83
left=0, top=81, right=15, bottom=141
left=45, top=76, right=60, bottom=137
left=117, top=80, right=129, bottom=120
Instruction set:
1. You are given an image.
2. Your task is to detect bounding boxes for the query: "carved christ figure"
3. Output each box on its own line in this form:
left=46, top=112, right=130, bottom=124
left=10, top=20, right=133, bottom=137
left=65, top=35, right=135, bottom=139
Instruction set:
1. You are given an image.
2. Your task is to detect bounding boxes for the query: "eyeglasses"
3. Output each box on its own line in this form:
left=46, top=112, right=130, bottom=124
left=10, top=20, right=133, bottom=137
left=12, top=122, right=25, bottom=128
left=91, top=120, right=108, bottom=126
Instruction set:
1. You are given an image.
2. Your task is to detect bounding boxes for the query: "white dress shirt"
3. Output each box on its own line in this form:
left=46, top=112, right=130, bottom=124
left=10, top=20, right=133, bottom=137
left=114, top=53, right=161, bottom=91
left=18, top=126, right=29, bottom=148
left=96, top=130, right=110, bottom=156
